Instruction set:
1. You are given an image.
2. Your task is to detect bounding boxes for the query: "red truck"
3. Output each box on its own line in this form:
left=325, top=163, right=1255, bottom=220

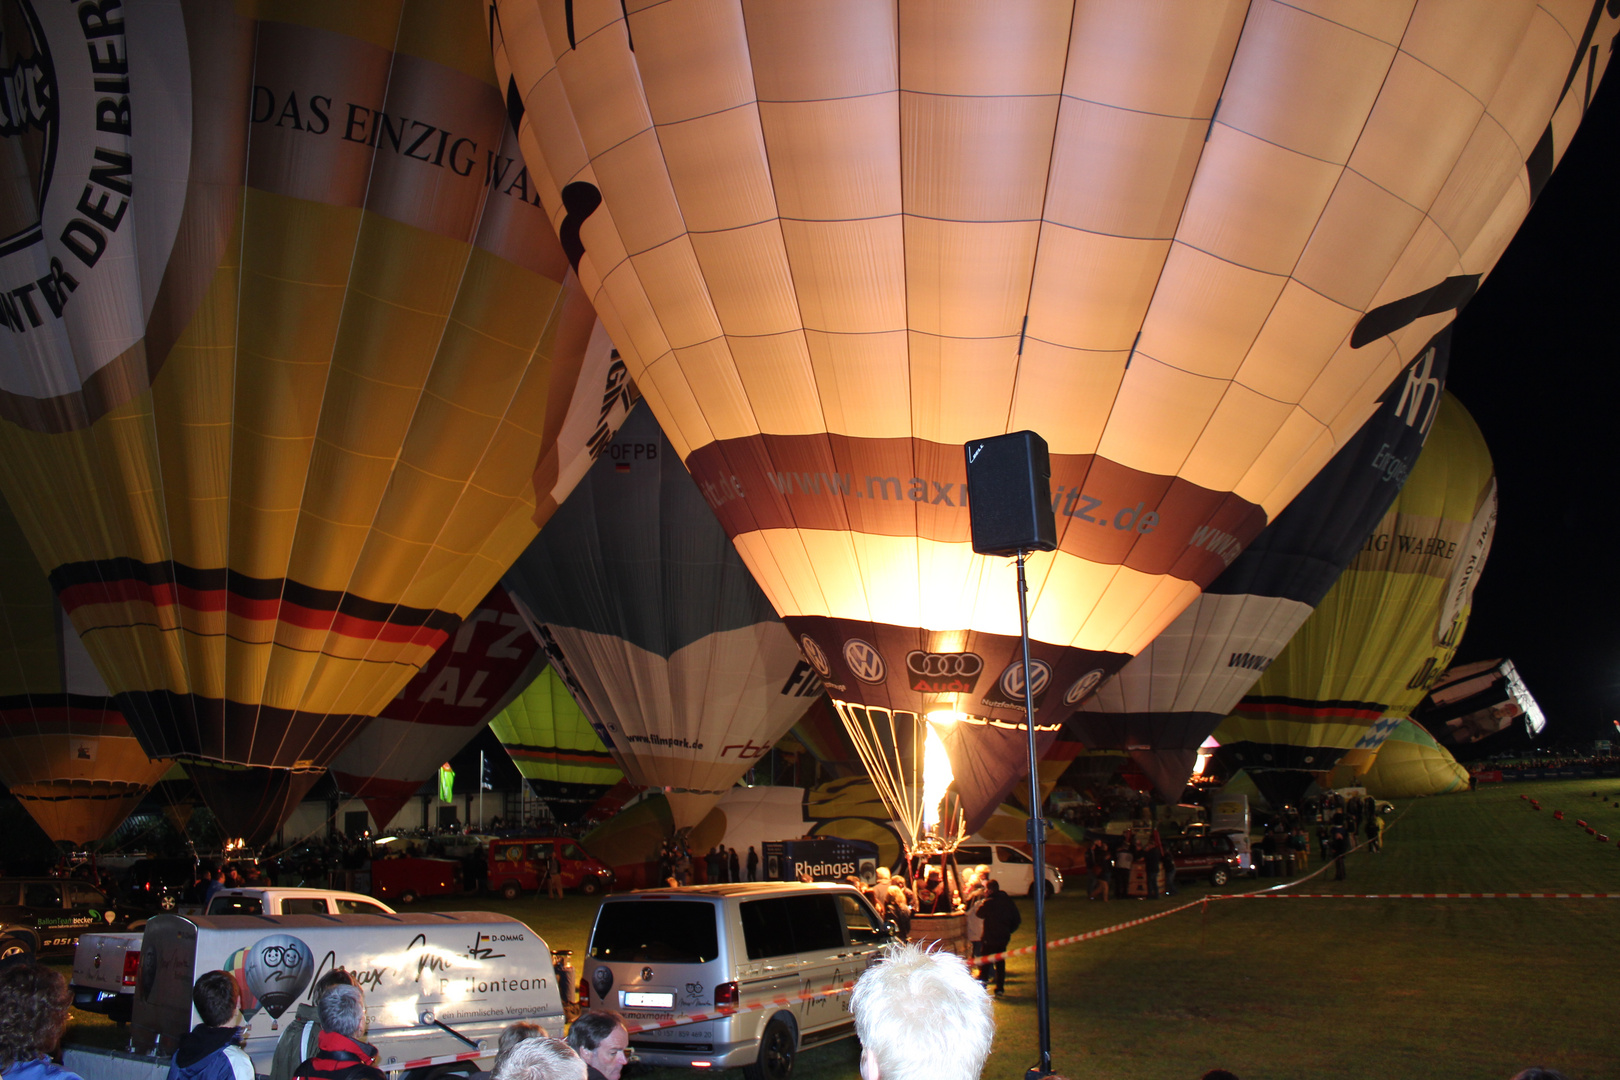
left=487, top=837, right=614, bottom=898
left=369, top=856, right=465, bottom=904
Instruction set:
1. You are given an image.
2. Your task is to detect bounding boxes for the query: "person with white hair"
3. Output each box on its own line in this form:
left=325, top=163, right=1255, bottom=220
left=491, top=1038, right=584, bottom=1080
left=850, top=943, right=995, bottom=1080
left=292, top=984, right=384, bottom=1080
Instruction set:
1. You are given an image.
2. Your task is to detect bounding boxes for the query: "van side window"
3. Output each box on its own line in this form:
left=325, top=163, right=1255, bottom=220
left=996, top=846, right=1032, bottom=865
left=209, top=896, right=264, bottom=915
left=24, top=882, right=62, bottom=908
left=281, top=898, right=329, bottom=915
left=741, top=896, right=844, bottom=959
left=953, top=846, right=992, bottom=865
left=562, top=844, right=584, bottom=860
left=69, top=885, right=106, bottom=907
left=337, top=899, right=388, bottom=915
left=838, top=895, right=885, bottom=947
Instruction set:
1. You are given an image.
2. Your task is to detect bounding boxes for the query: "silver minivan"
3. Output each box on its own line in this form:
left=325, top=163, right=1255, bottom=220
left=584, top=883, right=894, bottom=1079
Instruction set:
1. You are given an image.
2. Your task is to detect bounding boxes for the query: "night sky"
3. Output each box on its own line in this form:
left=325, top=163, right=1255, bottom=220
left=1445, top=69, right=1619, bottom=747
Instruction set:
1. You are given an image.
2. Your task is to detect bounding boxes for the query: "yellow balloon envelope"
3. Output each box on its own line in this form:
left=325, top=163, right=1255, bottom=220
left=0, top=2, right=631, bottom=840
left=1360, top=719, right=1470, bottom=799
left=487, top=1, right=1614, bottom=825
left=1215, top=392, right=1495, bottom=790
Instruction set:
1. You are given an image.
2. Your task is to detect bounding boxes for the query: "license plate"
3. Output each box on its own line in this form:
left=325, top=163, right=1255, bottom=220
left=622, top=991, right=674, bottom=1009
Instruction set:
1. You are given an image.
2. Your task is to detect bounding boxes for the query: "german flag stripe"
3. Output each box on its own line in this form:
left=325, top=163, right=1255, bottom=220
left=1231, top=696, right=1387, bottom=722
left=50, top=558, right=460, bottom=648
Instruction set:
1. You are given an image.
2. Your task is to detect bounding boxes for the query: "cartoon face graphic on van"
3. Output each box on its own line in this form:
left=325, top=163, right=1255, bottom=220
left=245, top=934, right=314, bottom=1019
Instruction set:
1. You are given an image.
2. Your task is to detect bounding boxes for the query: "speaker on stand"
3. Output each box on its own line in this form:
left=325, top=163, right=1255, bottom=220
left=964, top=430, right=1057, bottom=1080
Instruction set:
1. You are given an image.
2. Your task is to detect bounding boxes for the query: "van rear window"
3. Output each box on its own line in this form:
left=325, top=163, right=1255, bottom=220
left=591, top=901, right=718, bottom=963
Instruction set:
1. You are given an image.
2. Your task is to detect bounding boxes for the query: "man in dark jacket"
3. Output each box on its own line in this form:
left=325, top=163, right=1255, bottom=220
left=564, top=1012, right=628, bottom=1080
left=167, top=970, right=253, bottom=1080
left=974, top=881, right=1021, bottom=996
left=293, top=984, right=385, bottom=1080
left=746, top=846, right=759, bottom=881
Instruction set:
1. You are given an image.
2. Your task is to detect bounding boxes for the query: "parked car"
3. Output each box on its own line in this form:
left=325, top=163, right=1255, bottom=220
left=487, top=837, right=614, bottom=898
left=921, top=842, right=1065, bottom=898
left=1163, top=833, right=1243, bottom=886
left=122, top=858, right=199, bottom=912
left=0, top=878, right=148, bottom=955
left=370, top=857, right=465, bottom=904
left=71, top=887, right=396, bottom=1023
left=584, top=882, right=893, bottom=1079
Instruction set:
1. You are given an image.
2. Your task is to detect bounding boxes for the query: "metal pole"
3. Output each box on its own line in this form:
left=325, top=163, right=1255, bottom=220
left=1017, top=550, right=1052, bottom=1077
left=480, top=751, right=485, bottom=830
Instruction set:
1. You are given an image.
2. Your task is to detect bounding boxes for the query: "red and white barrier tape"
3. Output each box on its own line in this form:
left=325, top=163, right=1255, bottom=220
left=395, top=1049, right=487, bottom=1070
left=1217, top=891, right=1617, bottom=900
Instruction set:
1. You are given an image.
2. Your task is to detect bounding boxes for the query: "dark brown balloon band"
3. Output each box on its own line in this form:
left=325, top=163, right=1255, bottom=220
left=684, top=433, right=1267, bottom=583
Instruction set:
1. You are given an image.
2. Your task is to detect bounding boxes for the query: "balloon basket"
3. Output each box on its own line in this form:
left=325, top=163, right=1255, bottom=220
left=906, top=912, right=970, bottom=960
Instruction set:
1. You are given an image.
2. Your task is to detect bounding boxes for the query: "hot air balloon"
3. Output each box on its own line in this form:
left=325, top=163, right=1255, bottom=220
left=487, top=665, right=623, bottom=823
left=1070, top=334, right=1449, bottom=802
left=1410, top=657, right=1545, bottom=748
left=244, top=933, right=314, bottom=1020
left=0, top=490, right=166, bottom=846
left=1360, top=719, right=1470, bottom=799
left=0, top=2, right=632, bottom=843
left=327, top=587, right=544, bottom=832
left=1213, top=392, right=1496, bottom=805
left=502, top=406, right=812, bottom=832
left=489, top=0, right=1614, bottom=839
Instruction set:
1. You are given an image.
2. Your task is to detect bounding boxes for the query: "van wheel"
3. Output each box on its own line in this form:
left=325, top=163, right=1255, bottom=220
left=500, top=881, right=520, bottom=901
left=399, top=890, right=418, bottom=904
left=580, top=879, right=600, bottom=896
left=1026, top=880, right=1054, bottom=899
left=1210, top=868, right=1229, bottom=887
left=159, top=895, right=177, bottom=912
left=744, top=1017, right=796, bottom=1080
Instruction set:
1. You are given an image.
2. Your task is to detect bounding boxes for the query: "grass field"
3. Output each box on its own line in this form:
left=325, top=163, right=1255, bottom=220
left=60, top=779, right=1620, bottom=1080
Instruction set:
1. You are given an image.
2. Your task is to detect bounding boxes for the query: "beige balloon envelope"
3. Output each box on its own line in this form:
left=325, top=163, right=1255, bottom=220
left=484, top=0, right=1608, bottom=826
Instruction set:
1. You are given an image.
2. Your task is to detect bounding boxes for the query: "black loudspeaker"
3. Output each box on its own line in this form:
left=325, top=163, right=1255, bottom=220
left=964, top=430, right=1058, bottom=556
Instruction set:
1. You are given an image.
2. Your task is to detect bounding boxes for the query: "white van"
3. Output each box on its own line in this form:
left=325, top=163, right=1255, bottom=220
left=945, top=842, right=1064, bottom=897
left=131, top=912, right=564, bottom=1078
left=584, top=883, right=893, bottom=1080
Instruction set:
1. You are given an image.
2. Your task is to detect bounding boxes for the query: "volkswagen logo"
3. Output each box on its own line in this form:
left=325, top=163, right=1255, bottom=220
left=1063, top=668, right=1106, bottom=706
left=799, top=634, right=832, bottom=677
left=843, top=639, right=888, bottom=684
left=642, top=966, right=655, bottom=981
left=905, top=651, right=984, bottom=693
left=997, top=659, right=1052, bottom=702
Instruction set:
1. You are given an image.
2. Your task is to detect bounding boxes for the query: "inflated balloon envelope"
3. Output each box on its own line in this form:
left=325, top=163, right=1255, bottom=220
left=0, top=490, right=167, bottom=846
left=327, top=586, right=546, bottom=833
left=1070, top=331, right=1451, bottom=802
left=503, top=406, right=815, bottom=833
left=0, top=2, right=633, bottom=843
left=490, top=1, right=1615, bottom=830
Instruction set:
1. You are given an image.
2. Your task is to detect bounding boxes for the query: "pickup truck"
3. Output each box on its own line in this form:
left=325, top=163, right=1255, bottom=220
left=72, top=888, right=395, bottom=1023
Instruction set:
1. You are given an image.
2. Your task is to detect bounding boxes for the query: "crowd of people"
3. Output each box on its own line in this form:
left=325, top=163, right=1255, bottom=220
left=653, top=837, right=764, bottom=886
left=1081, top=828, right=1178, bottom=902
left=0, top=936, right=1576, bottom=1080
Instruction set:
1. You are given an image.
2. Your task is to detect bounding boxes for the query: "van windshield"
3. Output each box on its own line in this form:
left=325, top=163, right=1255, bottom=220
left=591, top=901, right=718, bottom=963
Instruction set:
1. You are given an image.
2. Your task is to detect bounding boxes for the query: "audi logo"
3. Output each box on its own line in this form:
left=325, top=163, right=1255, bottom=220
left=799, top=634, right=832, bottom=677
left=997, top=659, right=1052, bottom=701
left=905, top=651, right=984, bottom=678
left=1063, top=668, right=1106, bottom=706
left=842, top=639, right=888, bottom=684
